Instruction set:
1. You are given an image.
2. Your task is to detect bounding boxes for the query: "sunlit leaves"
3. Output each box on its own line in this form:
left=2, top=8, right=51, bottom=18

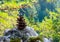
left=0, top=0, right=60, bottom=42
left=0, top=12, right=17, bottom=36
left=0, top=12, right=8, bottom=18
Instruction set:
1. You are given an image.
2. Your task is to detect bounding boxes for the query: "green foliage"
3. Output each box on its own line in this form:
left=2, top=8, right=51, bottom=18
left=28, top=36, right=43, bottom=42
left=0, top=0, right=60, bottom=42
left=10, top=38, right=21, bottom=42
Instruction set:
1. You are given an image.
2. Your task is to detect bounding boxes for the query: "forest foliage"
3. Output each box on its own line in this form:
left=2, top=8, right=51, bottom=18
left=0, top=0, right=60, bottom=42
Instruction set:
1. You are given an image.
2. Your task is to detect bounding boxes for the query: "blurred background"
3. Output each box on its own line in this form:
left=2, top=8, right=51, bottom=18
left=0, top=0, right=60, bottom=42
